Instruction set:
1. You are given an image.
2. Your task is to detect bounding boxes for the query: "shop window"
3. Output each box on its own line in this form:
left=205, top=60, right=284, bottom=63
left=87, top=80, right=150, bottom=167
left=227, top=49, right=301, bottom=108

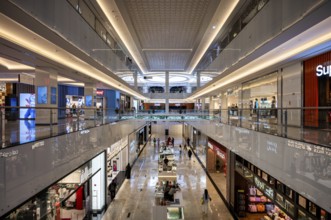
left=95, top=20, right=107, bottom=41
left=67, top=0, right=79, bottom=8
left=285, top=186, right=293, bottom=200
left=298, top=195, right=307, bottom=209
left=268, top=176, right=275, bottom=186
left=79, top=1, right=95, bottom=28
left=256, top=168, right=262, bottom=177
left=298, top=209, right=313, bottom=220
left=276, top=180, right=284, bottom=193
left=321, top=209, right=327, bottom=220
left=308, top=201, right=317, bottom=216
left=262, top=171, right=268, bottom=181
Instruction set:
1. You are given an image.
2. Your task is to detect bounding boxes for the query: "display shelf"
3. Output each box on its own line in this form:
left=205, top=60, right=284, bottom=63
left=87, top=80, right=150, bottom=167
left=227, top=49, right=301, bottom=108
left=237, top=189, right=246, bottom=217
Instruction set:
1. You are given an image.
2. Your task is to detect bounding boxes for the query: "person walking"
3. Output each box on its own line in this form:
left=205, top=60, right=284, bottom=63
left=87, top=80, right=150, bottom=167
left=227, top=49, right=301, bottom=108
left=179, top=144, right=182, bottom=156
left=188, top=149, right=192, bottom=160
left=157, top=138, right=160, bottom=147
left=171, top=137, right=175, bottom=146
left=109, top=179, right=117, bottom=201
left=125, top=163, right=131, bottom=179
left=184, top=144, right=187, bottom=151
left=201, top=189, right=212, bottom=215
left=153, top=137, right=156, bottom=147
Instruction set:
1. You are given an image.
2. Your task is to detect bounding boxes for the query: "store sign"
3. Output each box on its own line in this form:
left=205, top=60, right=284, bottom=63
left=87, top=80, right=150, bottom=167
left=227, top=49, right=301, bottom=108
left=254, top=176, right=274, bottom=199
left=0, top=150, right=19, bottom=158
left=96, top=90, right=104, bottom=96
left=32, top=141, right=45, bottom=150
left=287, top=140, right=331, bottom=156
left=316, top=64, right=331, bottom=77
left=216, top=150, right=225, bottom=159
left=266, top=141, right=278, bottom=154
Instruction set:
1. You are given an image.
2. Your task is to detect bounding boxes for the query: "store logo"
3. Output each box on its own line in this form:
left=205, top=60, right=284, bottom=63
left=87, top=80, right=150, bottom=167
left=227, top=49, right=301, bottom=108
left=316, top=64, right=331, bottom=77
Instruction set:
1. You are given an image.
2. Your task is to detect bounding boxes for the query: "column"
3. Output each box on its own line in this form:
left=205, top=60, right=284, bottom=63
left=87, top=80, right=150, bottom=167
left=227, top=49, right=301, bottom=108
left=35, top=67, right=58, bottom=125
left=84, top=82, right=96, bottom=119
left=196, top=71, right=201, bottom=88
left=201, top=98, right=206, bottom=111
left=165, top=71, right=169, bottom=113
left=186, top=83, right=192, bottom=93
left=134, top=71, right=138, bottom=90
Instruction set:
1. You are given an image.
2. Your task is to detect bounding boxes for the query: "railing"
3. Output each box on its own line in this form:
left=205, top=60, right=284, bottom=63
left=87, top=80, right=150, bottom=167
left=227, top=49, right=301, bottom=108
left=1, top=106, right=330, bottom=149
left=136, top=107, right=331, bottom=148
left=0, top=106, right=136, bottom=148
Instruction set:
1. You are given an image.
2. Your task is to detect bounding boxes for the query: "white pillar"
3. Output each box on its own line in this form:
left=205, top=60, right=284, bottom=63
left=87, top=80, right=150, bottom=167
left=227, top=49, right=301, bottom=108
left=165, top=71, right=169, bottom=113
left=35, top=67, right=58, bottom=125
left=196, top=71, right=201, bottom=88
left=134, top=71, right=138, bottom=90
left=84, top=82, right=96, bottom=119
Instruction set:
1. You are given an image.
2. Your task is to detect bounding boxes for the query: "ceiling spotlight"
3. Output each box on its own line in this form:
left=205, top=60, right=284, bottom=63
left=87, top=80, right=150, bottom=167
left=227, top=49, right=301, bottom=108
left=212, top=25, right=216, bottom=29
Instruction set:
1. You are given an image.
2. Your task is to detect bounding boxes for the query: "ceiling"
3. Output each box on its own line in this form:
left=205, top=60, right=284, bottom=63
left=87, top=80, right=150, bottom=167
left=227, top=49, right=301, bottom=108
left=95, top=0, right=241, bottom=86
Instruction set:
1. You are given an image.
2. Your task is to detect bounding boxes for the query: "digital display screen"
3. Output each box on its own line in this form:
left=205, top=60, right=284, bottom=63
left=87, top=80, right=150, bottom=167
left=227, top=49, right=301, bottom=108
left=37, top=86, right=47, bottom=104
left=19, top=93, right=35, bottom=119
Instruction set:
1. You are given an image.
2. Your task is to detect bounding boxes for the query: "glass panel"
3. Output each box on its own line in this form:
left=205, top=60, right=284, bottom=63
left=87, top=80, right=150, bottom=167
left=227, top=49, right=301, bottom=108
left=80, top=1, right=95, bottom=28
left=285, top=200, right=295, bottom=216
left=308, top=201, right=317, bottom=216
left=268, top=176, right=275, bottom=186
left=321, top=209, right=327, bottom=220
left=285, top=186, right=293, bottom=199
left=298, top=195, right=307, bottom=208
left=275, top=193, right=285, bottom=208
left=262, top=171, right=268, bottom=181
left=298, top=210, right=313, bottom=220
left=276, top=180, right=283, bottom=193
left=95, top=20, right=106, bottom=41
left=257, top=168, right=261, bottom=176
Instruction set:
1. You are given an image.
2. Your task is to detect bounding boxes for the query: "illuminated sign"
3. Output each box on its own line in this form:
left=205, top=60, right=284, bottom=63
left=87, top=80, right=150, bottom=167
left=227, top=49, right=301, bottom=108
left=316, top=64, right=331, bottom=77
left=254, top=176, right=274, bottom=199
left=96, top=90, right=104, bottom=96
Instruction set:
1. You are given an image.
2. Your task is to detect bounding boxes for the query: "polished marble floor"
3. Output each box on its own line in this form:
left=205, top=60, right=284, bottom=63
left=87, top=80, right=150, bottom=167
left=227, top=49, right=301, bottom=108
left=101, top=134, right=234, bottom=220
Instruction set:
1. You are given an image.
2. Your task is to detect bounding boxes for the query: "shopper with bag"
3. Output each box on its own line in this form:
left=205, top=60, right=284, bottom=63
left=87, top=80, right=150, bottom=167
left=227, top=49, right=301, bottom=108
left=201, top=189, right=212, bottom=215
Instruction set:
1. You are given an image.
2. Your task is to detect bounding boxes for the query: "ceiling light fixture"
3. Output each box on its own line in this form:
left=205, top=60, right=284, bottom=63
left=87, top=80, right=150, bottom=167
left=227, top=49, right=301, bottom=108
left=0, top=56, right=35, bottom=70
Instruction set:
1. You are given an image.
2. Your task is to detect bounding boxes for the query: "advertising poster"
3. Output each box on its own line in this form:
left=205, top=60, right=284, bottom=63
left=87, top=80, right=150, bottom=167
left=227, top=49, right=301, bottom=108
left=51, top=87, right=57, bottom=104
left=113, top=160, right=117, bottom=171
left=85, top=95, right=92, bottom=107
left=20, top=93, right=35, bottom=119
left=37, top=86, right=47, bottom=104
left=19, top=120, right=36, bottom=144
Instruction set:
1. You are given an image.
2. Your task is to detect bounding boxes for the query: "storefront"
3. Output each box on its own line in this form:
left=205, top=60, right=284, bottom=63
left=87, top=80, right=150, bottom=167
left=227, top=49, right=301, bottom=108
left=128, top=125, right=148, bottom=165
left=206, top=138, right=228, bottom=199
left=233, top=154, right=330, bottom=220
left=304, top=50, right=331, bottom=128
left=4, top=152, right=106, bottom=220
left=106, top=138, right=128, bottom=204
left=192, top=129, right=207, bottom=167
left=242, top=72, right=278, bottom=132
left=65, top=95, right=85, bottom=117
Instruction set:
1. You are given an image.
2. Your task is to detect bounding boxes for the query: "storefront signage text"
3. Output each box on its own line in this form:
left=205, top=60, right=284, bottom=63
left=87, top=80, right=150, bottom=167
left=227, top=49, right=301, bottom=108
left=0, top=150, right=19, bottom=158
left=316, top=64, right=331, bottom=77
left=96, top=90, right=104, bottom=96
left=287, top=140, right=331, bottom=156
left=266, top=141, right=278, bottom=154
left=32, top=141, right=45, bottom=150
left=254, top=176, right=274, bottom=199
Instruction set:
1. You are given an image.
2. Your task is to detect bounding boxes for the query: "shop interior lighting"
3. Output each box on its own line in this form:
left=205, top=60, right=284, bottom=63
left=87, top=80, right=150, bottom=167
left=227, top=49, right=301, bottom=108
left=189, top=17, right=331, bottom=99
left=0, top=13, right=146, bottom=100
